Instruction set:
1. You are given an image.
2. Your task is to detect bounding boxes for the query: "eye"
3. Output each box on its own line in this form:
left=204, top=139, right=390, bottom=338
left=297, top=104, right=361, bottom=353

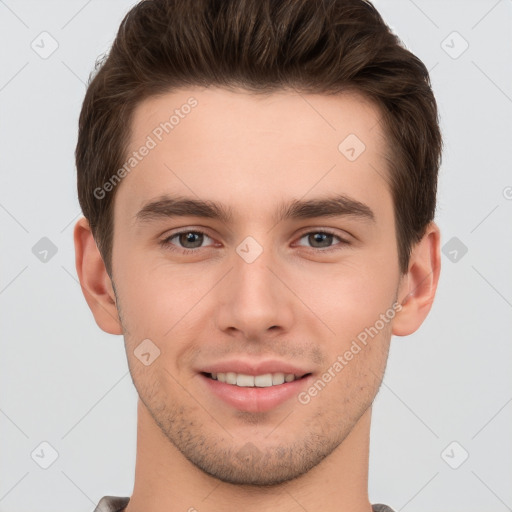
left=159, top=228, right=350, bottom=255
left=160, top=230, right=215, bottom=253
left=295, top=230, right=349, bottom=251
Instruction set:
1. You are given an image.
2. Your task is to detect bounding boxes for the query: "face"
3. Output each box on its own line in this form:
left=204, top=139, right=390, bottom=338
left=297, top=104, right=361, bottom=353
left=110, top=87, right=402, bottom=485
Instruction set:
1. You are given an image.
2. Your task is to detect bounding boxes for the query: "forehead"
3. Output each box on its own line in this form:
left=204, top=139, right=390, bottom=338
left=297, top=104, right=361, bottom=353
left=116, top=86, right=391, bottom=225
left=129, top=86, right=386, bottom=152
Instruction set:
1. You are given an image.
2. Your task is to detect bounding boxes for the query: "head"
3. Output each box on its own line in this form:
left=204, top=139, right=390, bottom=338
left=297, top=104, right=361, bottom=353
left=74, top=0, right=441, bottom=486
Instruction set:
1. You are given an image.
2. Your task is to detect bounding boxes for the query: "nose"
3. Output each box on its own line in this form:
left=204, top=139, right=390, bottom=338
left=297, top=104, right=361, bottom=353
left=215, top=242, right=295, bottom=341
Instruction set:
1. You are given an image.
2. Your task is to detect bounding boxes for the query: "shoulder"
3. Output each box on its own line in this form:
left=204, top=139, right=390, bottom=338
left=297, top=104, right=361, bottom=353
left=93, top=495, right=130, bottom=512
left=372, top=504, right=397, bottom=512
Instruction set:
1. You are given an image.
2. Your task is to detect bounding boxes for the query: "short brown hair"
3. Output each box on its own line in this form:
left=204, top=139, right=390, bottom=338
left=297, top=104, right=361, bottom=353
left=76, top=0, right=442, bottom=277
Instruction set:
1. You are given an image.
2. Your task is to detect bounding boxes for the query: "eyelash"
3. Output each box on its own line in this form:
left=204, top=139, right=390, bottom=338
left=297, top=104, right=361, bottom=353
left=159, top=229, right=350, bottom=255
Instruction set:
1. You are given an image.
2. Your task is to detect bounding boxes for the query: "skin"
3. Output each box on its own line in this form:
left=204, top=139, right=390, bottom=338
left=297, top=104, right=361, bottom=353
left=74, top=87, right=440, bottom=512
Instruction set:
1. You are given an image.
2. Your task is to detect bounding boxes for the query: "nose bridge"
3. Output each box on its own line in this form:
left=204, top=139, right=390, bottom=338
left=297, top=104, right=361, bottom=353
left=235, top=242, right=275, bottom=301
left=216, top=236, right=293, bottom=338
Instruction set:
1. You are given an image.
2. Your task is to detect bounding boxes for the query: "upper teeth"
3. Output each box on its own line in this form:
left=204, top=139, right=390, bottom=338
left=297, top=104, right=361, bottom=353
left=211, top=372, right=298, bottom=387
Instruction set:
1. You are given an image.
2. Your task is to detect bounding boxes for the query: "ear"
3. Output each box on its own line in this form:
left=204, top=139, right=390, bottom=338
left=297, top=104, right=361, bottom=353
left=73, top=217, right=123, bottom=335
left=392, top=222, right=441, bottom=336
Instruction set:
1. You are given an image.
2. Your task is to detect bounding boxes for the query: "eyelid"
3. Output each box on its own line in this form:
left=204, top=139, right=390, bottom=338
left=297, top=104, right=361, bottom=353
left=295, top=226, right=351, bottom=241
left=160, top=225, right=216, bottom=239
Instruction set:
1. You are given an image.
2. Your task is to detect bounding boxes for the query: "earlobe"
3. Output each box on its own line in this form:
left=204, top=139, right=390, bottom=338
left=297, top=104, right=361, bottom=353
left=73, top=217, right=123, bottom=335
left=392, top=222, right=441, bottom=337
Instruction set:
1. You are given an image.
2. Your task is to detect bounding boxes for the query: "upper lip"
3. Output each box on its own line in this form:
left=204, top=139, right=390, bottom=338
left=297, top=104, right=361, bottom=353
left=198, top=359, right=312, bottom=378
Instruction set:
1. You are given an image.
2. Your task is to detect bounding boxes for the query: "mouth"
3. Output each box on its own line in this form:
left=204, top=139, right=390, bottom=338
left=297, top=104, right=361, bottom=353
left=199, top=370, right=314, bottom=413
left=202, top=371, right=311, bottom=387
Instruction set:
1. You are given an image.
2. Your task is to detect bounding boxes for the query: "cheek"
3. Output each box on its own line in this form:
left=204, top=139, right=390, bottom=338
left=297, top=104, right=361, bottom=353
left=289, top=257, right=399, bottom=345
left=116, top=257, right=201, bottom=329
left=114, top=260, right=216, bottom=373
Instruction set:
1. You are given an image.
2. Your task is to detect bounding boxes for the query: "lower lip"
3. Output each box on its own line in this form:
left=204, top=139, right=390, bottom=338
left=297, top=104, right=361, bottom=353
left=199, top=373, right=312, bottom=413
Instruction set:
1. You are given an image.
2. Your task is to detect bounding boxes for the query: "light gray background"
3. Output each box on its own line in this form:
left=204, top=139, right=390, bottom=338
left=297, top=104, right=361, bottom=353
left=1, top=1, right=511, bottom=511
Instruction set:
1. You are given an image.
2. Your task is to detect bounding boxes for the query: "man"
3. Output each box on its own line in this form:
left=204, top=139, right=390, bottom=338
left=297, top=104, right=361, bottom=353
left=73, top=0, right=442, bottom=511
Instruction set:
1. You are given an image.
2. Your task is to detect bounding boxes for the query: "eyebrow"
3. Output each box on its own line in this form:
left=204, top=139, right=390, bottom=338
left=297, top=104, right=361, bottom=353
left=134, top=194, right=375, bottom=226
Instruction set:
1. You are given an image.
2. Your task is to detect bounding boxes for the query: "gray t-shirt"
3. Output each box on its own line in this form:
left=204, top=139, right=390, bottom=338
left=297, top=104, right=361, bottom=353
left=93, top=495, right=396, bottom=512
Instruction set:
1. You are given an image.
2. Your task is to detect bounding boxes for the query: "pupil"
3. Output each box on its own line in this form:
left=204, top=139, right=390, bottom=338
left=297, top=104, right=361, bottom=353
left=181, top=232, right=202, bottom=248
left=311, top=233, right=331, bottom=248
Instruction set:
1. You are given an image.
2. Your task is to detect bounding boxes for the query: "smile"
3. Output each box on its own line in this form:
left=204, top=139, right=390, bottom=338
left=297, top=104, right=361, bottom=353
left=207, top=372, right=307, bottom=387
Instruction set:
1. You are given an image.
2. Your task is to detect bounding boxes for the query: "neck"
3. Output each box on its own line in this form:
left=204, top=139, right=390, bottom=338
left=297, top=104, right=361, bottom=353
left=124, top=399, right=373, bottom=512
